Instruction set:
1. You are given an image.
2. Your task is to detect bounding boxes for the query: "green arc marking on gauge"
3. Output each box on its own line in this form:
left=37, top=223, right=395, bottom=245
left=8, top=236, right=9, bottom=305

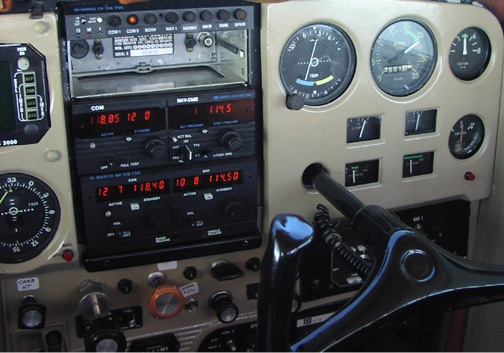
left=351, top=166, right=360, bottom=170
left=296, top=75, right=334, bottom=87
left=406, top=30, right=419, bottom=42
left=404, top=154, right=424, bottom=160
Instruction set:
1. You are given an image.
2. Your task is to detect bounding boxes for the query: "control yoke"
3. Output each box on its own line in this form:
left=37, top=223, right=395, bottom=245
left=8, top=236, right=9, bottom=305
left=257, top=163, right=504, bottom=351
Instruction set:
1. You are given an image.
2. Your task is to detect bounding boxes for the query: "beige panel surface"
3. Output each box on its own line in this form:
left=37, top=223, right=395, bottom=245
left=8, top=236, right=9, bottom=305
left=0, top=14, right=79, bottom=274
left=261, top=0, right=503, bottom=229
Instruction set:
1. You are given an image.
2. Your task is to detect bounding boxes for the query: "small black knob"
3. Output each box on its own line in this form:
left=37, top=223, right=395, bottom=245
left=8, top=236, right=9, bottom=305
left=200, top=10, right=213, bottom=22
left=117, top=278, right=133, bottom=294
left=144, top=138, right=167, bottom=160
left=234, top=9, right=247, bottom=20
left=246, top=257, right=261, bottom=272
left=183, top=11, right=197, bottom=23
left=217, top=9, right=231, bottom=21
left=46, top=330, right=63, bottom=352
left=218, top=129, right=243, bottom=151
left=83, top=317, right=127, bottom=352
left=286, top=94, right=305, bottom=110
left=209, top=291, right=239, bottom=323
left=149, top=208, right=171, bottom=232
left=222, top=199, right=244, bottom=222
left=93, top=40, right=105, bottom=57
left=183, top=266, right=198, bottom=280
left=108, top=15, right=122, bottom=27
left=144, top=13, right=158, bottom=25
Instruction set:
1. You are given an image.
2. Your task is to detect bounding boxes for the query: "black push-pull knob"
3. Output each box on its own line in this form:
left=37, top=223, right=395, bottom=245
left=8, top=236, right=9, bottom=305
left=209, top=291, right=239, bottom=323
left=18, top=296, right=46, bottom=329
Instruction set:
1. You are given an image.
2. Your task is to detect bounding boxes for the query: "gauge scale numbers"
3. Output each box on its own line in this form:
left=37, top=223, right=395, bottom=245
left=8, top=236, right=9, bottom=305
left=0, top=174, right=60, bottom=263
left=280, top=23, right=356, bottom=106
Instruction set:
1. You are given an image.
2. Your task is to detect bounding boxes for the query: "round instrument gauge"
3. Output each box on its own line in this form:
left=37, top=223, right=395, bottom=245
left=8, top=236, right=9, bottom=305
left=0, top=174, right=60, bottom=263
left=370, top=19, right=437, bottom=97
left=279, top=23, right=356, bottom=106
left=449, top=27, right=491, bottom=81
left=448, top=115, right=485, bottom=159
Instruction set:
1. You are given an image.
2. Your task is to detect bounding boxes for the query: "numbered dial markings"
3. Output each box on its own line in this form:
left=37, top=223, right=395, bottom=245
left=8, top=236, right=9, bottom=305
left=371, top=19, right=437, bottom=96
left=449, top=27, right=491, bottom=81
left=448, top=115, right=485, bottom=159
left=0, top=174, right=60, bottom=263
left=280, top=23, right=356, bottom=106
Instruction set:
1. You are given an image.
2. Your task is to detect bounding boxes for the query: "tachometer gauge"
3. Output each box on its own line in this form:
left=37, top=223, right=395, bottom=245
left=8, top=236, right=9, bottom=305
left=279, top=23, right=356, bottom=106
left=370, top=19, right=437, bottom=96
left=448, top=115, right=484, bottom=159
left=449, top=27, right=491, bottom=81
left=0, top=174, right=60, bottom=263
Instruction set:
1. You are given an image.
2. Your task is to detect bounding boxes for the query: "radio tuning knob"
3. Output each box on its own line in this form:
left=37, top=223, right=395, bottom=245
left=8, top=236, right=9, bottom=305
left=149, top=208, right=171, bottom=232
left=218, top=129, right=243, bottom=151
left=144, top=138, right=167, bottom=160
left=222, top=199, right=244, bottom=222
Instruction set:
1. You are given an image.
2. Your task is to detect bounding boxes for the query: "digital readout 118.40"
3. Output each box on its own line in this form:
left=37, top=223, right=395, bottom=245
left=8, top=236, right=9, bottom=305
left=96, top=179, right=169, bottom=202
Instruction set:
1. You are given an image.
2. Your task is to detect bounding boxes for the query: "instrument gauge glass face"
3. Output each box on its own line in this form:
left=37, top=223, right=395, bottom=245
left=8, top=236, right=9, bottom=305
left=370, top=19, right=437, bottom=97
left=0, top=174, right=60, bottom=263
left=449, top=27, right=491, bottom=81
left=279, top=23, right=356, bottom=106
left=448, top=115, right=485, bottom=159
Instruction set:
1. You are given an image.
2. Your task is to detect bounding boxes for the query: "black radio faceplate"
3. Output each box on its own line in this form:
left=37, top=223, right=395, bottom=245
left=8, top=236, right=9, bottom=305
left=64, top=0, right=262, bottom=271
left=71, top=91, right=256, bottom=175
left=80, top=160, right=258, bottom=257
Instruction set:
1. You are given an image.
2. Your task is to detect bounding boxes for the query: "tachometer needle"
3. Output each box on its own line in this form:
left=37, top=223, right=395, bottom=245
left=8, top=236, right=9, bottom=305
left=404, top=41, right=420, bottom=54
left=460, top=124, right=464, bottom=143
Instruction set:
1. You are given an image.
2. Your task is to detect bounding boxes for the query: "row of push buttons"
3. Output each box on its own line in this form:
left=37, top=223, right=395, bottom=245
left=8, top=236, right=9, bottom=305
left=108, top=8, right=248, bottom=27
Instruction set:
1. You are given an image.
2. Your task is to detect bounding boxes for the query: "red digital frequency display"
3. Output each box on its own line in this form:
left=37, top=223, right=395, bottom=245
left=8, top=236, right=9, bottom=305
left=96, top=179, right=169, bottom=202
left=168, top=99, right=254, bottom=129
left=75, top=107, right=166, bottom=138
left=174, top=170, right=243, bottom=192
